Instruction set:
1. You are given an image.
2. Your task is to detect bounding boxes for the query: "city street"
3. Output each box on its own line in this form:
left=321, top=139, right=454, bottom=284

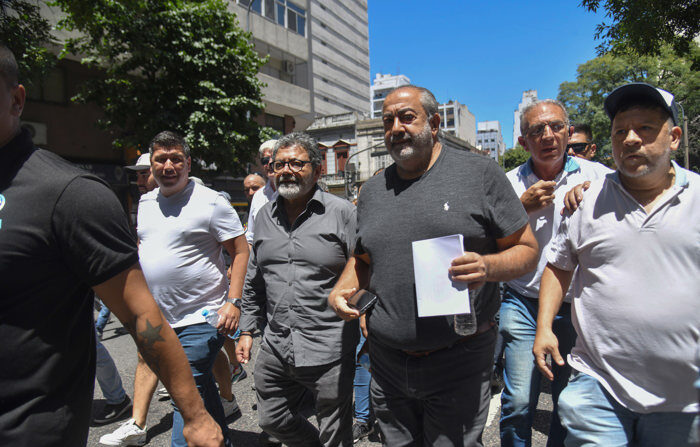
left=89, top=317, right=554, bottom=447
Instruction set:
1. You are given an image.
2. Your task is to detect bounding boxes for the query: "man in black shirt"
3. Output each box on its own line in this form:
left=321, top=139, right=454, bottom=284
left=0, top=45, right=223, bottom=447
left=328, top=85, right=538, bottom=446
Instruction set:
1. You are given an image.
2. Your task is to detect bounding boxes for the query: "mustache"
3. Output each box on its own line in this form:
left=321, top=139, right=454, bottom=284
left=389, top=134, right=412, bottom=144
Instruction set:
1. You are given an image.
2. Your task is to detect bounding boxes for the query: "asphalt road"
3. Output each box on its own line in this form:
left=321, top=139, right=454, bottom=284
left=88, top=317, right=553, bottom=446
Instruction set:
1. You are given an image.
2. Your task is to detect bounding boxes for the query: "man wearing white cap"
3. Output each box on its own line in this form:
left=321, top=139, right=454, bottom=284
left=534, top=83, right=699, bottom=446
left=125, top=153, right=157, bottom=194
left=246, top=139, right=278, bottom=245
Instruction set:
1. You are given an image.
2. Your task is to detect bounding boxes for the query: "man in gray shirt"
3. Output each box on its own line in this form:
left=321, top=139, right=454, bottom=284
left=237, top=132, right=358, bottom=447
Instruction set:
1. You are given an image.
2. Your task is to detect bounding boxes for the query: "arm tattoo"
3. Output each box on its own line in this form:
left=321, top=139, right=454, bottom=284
left=123, top=316, right=165, bottom=377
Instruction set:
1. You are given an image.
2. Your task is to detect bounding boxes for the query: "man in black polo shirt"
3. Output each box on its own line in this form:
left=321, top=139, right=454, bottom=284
left=329, top=85, right=538, bottom=446
left=0, top=45, right=223, bottom=447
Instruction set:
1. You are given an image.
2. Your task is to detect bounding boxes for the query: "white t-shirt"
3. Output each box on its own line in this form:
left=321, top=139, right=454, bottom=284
left=547, top=162, right=700, bottom=413
left=138, top=181, right=245, bottom=327
left=246, top=181, right=277, bottom=244
left=505, top=156, right=611, bottom=300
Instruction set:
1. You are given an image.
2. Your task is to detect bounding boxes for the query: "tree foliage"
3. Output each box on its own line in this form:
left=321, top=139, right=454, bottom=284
left=500, top=144, right=530, bottom=172
left=0, top=0, right=56, bottom=87
left=582, top=0, right=700, bottom=67
left=558, top=43, right=699, bottom=171
left=53, top=0, right=267, bottom=174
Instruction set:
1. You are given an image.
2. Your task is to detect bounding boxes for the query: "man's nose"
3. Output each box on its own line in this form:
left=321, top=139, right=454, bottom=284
left=391, top=116, right=404, bottom=135
left=541, top=124, right=555, bottom=139
left=623, top=129, right=642, bottom=146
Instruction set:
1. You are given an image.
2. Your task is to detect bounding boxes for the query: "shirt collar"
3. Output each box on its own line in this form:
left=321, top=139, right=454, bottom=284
left=271, top=184, right=325, bottom=216
left=519, top=154, right=580, bottom=179
left=610, top=160, right=688, bottom=187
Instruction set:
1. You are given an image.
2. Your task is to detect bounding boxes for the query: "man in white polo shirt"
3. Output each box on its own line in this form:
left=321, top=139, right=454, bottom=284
left=534, top=83, right=699, bottom=446
left=500, top=99, right=611, bottom=446
left=137, top=131, right=249, bottom=447
left=246, top=139, right=278, bottom=245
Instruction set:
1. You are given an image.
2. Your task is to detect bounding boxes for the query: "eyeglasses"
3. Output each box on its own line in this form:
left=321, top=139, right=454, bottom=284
left=260, top=156, right=271, bottom=166
left=272, top=159, right=312, bottom=173
left=566, top=142, right=589, bottom=154
left=525, top=120, right=567, bottom=137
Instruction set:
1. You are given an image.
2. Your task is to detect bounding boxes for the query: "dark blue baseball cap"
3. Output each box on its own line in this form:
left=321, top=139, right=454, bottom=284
left=604, top=83, right=679, bottom=125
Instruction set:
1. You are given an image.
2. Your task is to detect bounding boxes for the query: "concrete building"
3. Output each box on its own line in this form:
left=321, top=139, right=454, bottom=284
left=513, top=89, right=538, bottom=146
left=232, top=0, right=370, bottom=133
left=306, top=112, right=481, bottom=198
left=438, top=100, right=476, bottom=146
left=370, top=72, right=411, bottom=118
left=477, top=120, right=506, bottom=162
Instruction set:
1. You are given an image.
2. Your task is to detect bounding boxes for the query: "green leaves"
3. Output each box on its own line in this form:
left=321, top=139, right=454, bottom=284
left=53, top=0, right=267, bottom=174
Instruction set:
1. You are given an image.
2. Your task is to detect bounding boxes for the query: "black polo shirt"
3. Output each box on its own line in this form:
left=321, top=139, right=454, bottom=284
left=0, top=129, right=138, bottom=446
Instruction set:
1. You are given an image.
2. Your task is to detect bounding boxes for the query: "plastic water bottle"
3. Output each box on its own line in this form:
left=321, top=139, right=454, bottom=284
left=453, top=293, right=477, bottom=336
left=202, top=309, right=238, bottom=340
left=202, top=309, right=220, bottom=327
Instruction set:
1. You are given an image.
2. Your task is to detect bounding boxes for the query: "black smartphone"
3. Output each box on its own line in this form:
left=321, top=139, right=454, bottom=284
left=348, top=289, right=378, bottom=315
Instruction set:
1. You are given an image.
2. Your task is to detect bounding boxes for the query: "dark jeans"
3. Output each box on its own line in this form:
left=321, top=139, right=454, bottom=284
left=254, top=345, right=354, bottom=447
left=369, top=328, right=496, bottom=446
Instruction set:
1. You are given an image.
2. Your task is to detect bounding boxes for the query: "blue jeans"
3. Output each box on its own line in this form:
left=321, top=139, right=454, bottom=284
left=171, top=323, right=232, bottom=447
left=499, top=287, right=576, bottom=447
left=354, top=331, right=372, bottom=423
left=559, top=371, right=698, bottom=447
left=95, top=300, right=111, bottom=334
left=95, top=328, right=127, bottom=404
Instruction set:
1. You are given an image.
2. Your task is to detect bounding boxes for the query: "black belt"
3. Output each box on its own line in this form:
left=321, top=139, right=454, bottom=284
left=402, top=321, right=495, bottom=357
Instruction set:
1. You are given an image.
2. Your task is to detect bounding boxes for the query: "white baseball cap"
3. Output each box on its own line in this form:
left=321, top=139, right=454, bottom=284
left=125, top=153, right=151, bottom=171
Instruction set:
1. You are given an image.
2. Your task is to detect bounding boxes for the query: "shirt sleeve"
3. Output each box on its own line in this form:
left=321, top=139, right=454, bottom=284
left=343, top=205, right=358, bottom=257
left=240, top=242, right=267, bottom=332
left=546, top=214, right=578, bottom=271
left=53, top=176, right=139, bottom=286
left=482, top=160, right=529, bottom=238
left=210, top=193, right=245, bottom=242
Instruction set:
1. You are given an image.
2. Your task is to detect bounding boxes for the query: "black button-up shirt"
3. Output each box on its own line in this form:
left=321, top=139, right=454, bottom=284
left=240, top=186, right=358, bottom=367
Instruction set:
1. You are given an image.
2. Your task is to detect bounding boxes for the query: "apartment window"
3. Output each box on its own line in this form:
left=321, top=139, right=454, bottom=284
left=26, top=68, right=66, bottom=103
left=239, top=0, right=306, bottom=37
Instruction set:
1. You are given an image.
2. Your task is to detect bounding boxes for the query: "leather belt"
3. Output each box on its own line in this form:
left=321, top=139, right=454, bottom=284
left=402, top=321, right=495, bottom=357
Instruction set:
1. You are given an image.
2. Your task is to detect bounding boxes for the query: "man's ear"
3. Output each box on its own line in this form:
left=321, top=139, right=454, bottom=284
left=669, top=126, right=682, bottom=152
left=11, top=84, right=26, bottom=118
left=518, top=136, right=529, bottom=153
left=430, top=113, right=441, bottom=134
left=589, top=143, right=597, bottom=158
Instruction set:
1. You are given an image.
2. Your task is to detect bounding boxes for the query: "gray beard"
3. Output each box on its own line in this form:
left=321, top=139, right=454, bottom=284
left=277, top=181, right=304, bottom=200
left=387, top=123, right=433, bottom=162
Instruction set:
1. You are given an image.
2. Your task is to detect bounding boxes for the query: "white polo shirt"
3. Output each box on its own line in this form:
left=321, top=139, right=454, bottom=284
left=246, top=181, right=277, bottom=244
left=547, top=161, right=700, bottom=413
left=505, top=156, right=611, bottom=300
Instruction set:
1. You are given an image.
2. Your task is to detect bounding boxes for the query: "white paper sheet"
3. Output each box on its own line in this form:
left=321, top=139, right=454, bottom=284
left=412, top=234, right=470, bottom=317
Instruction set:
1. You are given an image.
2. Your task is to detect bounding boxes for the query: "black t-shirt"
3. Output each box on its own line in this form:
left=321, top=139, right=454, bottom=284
left=356, top=146, right=527, bottom=351
left=0, top=129, right=139, bottom=446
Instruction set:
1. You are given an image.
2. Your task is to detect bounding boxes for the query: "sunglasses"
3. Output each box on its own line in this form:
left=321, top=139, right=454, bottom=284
left=566, top=142, right=589, bottom=154
left=260, top=156, right=271, bottom=166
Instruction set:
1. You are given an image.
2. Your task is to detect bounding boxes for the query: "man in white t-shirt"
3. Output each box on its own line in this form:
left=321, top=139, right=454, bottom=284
left=535, top=83, right=699, bottom=446
left=137, top=131, right=249, bottom=447
left=246, top=139, right=278, bottom=245
left=500, top=99, right=611, bottom=446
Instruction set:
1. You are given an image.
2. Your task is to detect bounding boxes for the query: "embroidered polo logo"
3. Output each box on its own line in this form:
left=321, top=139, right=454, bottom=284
left=443, top=202, right=449, bottom=211
left=0, top=194, right=5, bottom=211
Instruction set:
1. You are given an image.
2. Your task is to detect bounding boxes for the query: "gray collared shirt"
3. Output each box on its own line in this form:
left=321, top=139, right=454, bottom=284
left=240, top=186, right=359, bottom=367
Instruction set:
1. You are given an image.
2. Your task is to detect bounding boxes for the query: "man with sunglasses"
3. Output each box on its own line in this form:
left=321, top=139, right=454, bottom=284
left=500, top=100, right=611, bottom=447
left=237, top=132, right=358, bottom=446
left=246, top=139, right=278, bottom=245
left=567, top=123, right=597, bottom=161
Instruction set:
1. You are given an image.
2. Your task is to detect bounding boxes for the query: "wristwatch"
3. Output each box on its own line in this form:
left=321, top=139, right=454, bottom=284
left=226, top=298, right=242, bottom=309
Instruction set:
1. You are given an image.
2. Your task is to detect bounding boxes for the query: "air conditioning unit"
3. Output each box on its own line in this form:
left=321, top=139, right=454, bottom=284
left=284, top=60, right=295, bottom=75
left=21, top=121, right=48, bottom=145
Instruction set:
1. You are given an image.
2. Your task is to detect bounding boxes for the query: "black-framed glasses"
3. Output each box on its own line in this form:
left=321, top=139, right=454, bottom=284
left=525, top=120, right=567, bottom=137
left=272, top=159, right=312, bottom=173
left=566, top=142, right=589, bottom=154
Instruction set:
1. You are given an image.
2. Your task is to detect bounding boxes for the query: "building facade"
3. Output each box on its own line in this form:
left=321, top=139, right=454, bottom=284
left=513, top=89, right=538, bottom=146
left=438, top=100, right=476, bottom=146
left=370, top=72, right=411, bottom=118
left=476, top=120, right=506, bottom=162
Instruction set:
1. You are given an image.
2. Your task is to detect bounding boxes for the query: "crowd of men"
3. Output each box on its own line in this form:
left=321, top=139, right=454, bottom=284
left=1, top=42, right=698, bottom=447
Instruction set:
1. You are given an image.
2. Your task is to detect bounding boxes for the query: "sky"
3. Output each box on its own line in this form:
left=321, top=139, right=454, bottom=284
left=367, top=0, right=609, bottom=148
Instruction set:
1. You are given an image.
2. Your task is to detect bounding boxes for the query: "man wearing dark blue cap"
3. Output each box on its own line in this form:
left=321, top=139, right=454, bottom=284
left=534, top=83, right=699, bottom=446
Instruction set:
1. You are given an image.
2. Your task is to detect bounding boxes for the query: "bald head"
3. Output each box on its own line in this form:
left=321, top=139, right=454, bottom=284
left=243, top=173, right=266, bottom=202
